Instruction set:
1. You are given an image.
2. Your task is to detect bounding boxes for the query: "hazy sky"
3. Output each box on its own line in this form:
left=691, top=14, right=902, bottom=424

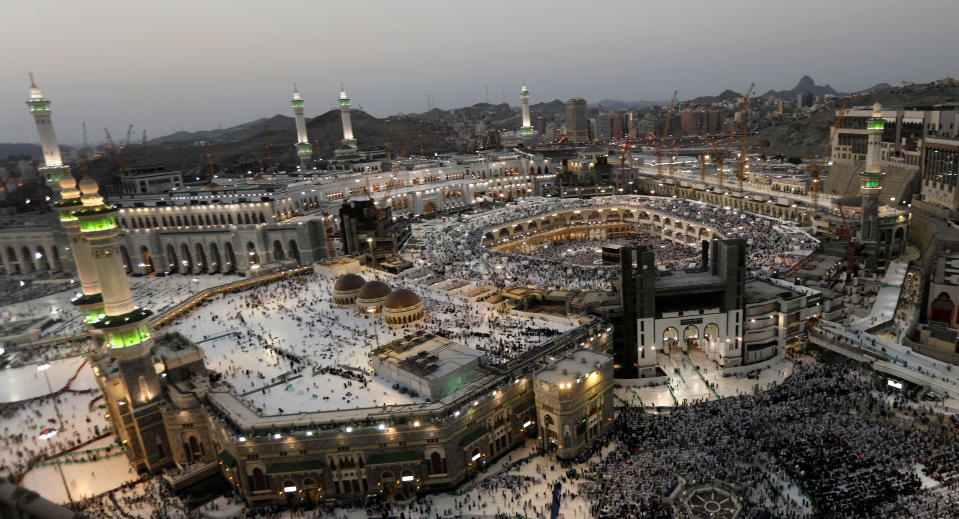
left=3, top=0, right=957, bottom=144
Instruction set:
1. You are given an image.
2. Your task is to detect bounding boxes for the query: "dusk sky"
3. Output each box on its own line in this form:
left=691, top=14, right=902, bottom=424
left=3, top=0, right=957, bottom=144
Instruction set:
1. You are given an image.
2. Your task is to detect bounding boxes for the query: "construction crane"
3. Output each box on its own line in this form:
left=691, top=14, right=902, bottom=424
left=834, top=200, right=856, bottom=281
left=716, top=83, right=754, bottom=188
left=619, top=137, right=632, bottom=193
left=808, top=97, right=851, bottom=208
left=262, top=121, right=273, bottom=170
left=104, top=128, right=127, bottom=172
left=140, top=129, right=153, bottom=166
left=124, top=124, right=134, bottom=149
left=378, top=133, right=414, bottom=206
left=736, top=112, right=751, bottom=192
left=369, top=133, right=415, bottom=257
left=656, top=91, right=678, bottom=178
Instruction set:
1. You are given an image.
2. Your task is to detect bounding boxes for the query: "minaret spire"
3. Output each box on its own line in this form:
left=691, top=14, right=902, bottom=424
left=291, top=83, right=313, bottom=169
left=26, top=76, right=100, bottom=318
left=339, top=83, right=356, bottom=148
left=859, top=102, right=885, bottom=273
left=520, top=80, right=533, bottom=136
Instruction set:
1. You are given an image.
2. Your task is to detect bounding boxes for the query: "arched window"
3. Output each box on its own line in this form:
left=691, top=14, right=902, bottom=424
left=251, top=467, right=268, bottom=491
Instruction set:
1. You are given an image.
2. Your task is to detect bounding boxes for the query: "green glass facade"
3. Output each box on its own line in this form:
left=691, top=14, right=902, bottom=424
left=78, top=215, right=117, bottom=232
left=106, top=325, right=151, bottom=349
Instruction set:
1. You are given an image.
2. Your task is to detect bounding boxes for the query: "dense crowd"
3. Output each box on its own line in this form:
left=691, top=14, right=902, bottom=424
left=589, top=360, right=959, bottom=518
left=171, top=271, right=577, bottom=414
left=418, top=196, right=816, bottom=291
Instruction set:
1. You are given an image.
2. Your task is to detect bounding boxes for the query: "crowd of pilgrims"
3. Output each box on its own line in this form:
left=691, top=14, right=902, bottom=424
left=170, top=270, right=577, bottom=413
left=524, top=235, right=701, bottom=270
left=587, top=360, right=959, bottom=518
left=419, top=195, right=815, bottom=291
left=0, top=363, right=109, bottom=484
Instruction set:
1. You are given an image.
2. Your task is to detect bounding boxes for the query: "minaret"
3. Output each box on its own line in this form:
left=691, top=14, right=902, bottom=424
left=26, top=74, right=91, bottom=297
left=339, top=83, right=356, bottom=148
left=520, top=80, right=533, bottom=135
left=291, top=83, right=313, bottom=170
left=58, top=169, right=105, bottom=324
left=859, top=102, right=885, bottom=272
left=74, top=175, right=158, bottom=399
left=25, top=73, right=65, bottom=190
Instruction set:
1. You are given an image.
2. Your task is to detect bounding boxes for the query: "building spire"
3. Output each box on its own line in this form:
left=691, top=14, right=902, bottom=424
left=28, top=72, right=36, bottom=88
left=293, top=82, right=298, bottom=94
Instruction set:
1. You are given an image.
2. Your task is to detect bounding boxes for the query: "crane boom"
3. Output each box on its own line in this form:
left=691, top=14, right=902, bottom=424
left=717, top=83, right=754, bottom=188
left=104, top=128, right=126, bottom=172
left=656, top=91, right=678, bottom=178
left=810, top=96, right=851, bottom=208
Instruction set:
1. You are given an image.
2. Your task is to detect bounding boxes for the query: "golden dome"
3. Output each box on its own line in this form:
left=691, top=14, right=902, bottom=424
left=357, top=280, right=391, bottom=300
left=383, top=289, right=421, bottom=310
left=333, top=273, right=366, bottom=292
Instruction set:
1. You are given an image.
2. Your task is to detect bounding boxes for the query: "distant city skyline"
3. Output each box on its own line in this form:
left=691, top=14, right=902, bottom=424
left=2, top=0, right=957, bottom=143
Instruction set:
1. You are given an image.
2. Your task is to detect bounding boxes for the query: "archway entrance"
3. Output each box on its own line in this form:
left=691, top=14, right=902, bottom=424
left=662, top=327, right=679, bottom=354
left=118, top=245, right=131, bottom=274
left=288, top=240, right=301, bottom=264
left=423, top=202, right=436, bottom=215
left=683, top=325, right=700, bottom=351
left=381, top=470, right=396, bottom=497
left=224, top=243, right=237, bottom=273
left=166, top=244, right=179, bottom=273
left=208, top=243, right=221, bottom=273
left=34, top=247, right=50, bottom=271
left=139, top=246, right=155, bottom=274
left=703, top=323, right=719, bottom=350
left=930, top=292, right=956, bottom=324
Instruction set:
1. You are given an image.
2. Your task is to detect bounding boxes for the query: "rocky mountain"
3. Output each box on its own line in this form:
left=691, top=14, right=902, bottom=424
left=0, top=143, right=46, bottom=161
left=756, top=80, right=959, bottom=157
left=687, top=89, right=744, bottom=105
left=761, top=75, right=839, bottom=99
left=148, top=114, right=295, bottom=147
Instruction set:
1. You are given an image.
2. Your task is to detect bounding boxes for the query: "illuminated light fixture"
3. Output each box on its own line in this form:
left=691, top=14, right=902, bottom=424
left=522, top=420, right=532, bottom=428
left=283, top=485, right=297, bottom=492
left=273, top=433, right=282, bottom=439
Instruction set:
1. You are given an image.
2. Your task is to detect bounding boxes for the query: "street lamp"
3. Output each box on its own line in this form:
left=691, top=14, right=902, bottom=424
left=367, top=306, right=380, bottom=347
left=37, top=363, right=63, bottom=430
left=38, top=428, right=74, bottom=508
left=37, top=363, right=74, bottom=509
left=367, top=237, right=377, bottom=270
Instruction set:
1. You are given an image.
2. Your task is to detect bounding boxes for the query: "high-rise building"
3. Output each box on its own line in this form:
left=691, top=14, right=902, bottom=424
left=680, top=110, right=722, bottom=136
left=339, top=83, right=356, bottom=148
left=860, top=103, right=885, bottom=273
left=291, top=83, right=313, bottom=170
left=565, top=98, right=588, bottom=142
left=520, top=81, right=533, bottom=135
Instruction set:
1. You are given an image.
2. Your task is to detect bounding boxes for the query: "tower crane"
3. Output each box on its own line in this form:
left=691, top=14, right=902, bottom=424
left=834, top=200, right=856, bottom=281
left=262, top=121, right=273, bottom=170
left=736, top=112, right=751, bottom=192
left=715, top=83, right=754, bottom=188
left=124, top=124, right=134, bottom=149
left=140, top=129, right=153, bottom=166
left=808, top=97, right=851, bottom=208
left=104, top=128, right=126, bottom=172
left=372, top=133, right=414, bottom=255
left=619, top=136, right=632, bottom=193
left=656, top=91, right=678, bottom=178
